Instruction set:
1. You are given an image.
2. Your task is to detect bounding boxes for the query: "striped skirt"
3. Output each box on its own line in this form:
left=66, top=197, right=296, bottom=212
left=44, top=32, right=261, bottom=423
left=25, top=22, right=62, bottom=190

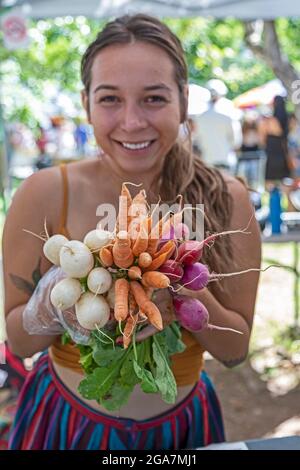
left=8, top=354, right=225, bottom=450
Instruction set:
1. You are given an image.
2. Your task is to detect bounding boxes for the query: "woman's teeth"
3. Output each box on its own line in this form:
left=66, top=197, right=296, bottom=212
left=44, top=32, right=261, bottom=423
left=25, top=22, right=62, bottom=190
left=121, top=141, right=151, bottom=150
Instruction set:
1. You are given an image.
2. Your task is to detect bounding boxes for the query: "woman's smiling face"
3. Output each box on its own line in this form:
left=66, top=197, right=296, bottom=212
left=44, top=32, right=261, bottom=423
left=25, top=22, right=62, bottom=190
left=83, top=41, right=185, bottom=175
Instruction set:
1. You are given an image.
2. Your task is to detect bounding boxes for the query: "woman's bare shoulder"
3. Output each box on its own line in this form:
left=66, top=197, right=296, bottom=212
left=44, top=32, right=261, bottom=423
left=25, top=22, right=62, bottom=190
left=220, top=171, right=247, bottom=194
left=6, top=166, right=65, bottom=235
left=67, top=157, right=100, bottom=175
left=10, top=159, right=98, bottom=203
left=222, top=174, right=254, bottom=224
left=11, top=166, right=62, bottom=209
left=9, top=166, right=59, bottom=206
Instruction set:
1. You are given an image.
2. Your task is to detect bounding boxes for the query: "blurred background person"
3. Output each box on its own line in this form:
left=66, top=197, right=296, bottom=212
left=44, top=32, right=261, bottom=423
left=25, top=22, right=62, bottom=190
left=241, top=116, right=260, bottom=153
left=193, top=79, right=242, bottom=174
left=288, top=112, right=300, bottom=180
left=35, top=125, right=53, bottom=170
left=258, top=95, right=291, bottom=186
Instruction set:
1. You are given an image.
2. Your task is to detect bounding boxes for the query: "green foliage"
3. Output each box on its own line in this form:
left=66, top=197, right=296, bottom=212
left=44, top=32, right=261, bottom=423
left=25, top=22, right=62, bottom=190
left=1, top=16, right=300, bottom=129
left=165, top=17, right=275, bottom=99
left=0, top=17, right=104, bottom=128
left=77, top=322, right=185, bottom=411
left=276, top=18, right=300, bottom=69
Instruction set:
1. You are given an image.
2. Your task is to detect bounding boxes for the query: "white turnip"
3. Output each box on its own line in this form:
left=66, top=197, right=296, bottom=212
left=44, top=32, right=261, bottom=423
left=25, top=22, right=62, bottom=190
left=50, top=278, right=82, bottom=310
left=87, top=267, right=112, bottom=294
left=75, top=292, right=110, bottom=330
left=83, top=229, right=113, bottom=251
left=59, top=240, right=94, bottom=278
left=43, top=234, right=68, bottom=265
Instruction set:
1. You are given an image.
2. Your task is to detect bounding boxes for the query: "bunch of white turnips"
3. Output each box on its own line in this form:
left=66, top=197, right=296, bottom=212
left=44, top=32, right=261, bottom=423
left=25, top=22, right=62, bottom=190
left=43, top=229, right=115, bottom=331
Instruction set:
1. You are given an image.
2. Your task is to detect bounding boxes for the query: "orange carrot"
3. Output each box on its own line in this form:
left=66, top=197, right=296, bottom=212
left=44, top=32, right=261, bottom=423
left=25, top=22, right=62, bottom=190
left=128, top=219, right=140, bottom=241
left=128, top=292, right=138, bottom=316
left=116, top=185, right=131, bottom=232
left=128, top=190, right=148, bottom=242
left=113, top=231, right=134, bottom=268
left=144, top=286, right=154, bottom=299
left=147, top=212, right=173, bottom=255
left=132, top=217, right=149, bottom=256
left=99, top=246, right=113, bottom=267
left=145, top=252, right=172, bottom=272
left=138, top=252, right=152, bottom=269
left=128, top=266, right=142, bottom=280
left=128, top=190, right=148, bottom=219
left=153, top=240, right=175, bottom=259
left=123, top=313, right=138, bottom=349
left=114, top=278, right=129, bottom=322
left=130, top=281, right=163, bottom=330
left=141, top=271, right=170, bottom=289
left=144, top=241, right=175, bottom=271
left=121, top=183, right=133, bottom=207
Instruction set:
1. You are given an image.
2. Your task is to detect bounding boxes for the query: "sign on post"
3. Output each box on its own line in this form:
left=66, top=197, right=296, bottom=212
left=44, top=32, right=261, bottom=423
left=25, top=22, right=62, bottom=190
left=0, top=8, right=29, bottom=50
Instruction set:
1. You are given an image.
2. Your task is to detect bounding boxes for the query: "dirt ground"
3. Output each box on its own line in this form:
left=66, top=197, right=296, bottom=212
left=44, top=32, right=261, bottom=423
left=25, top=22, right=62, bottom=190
left=205, top=357, right=300, bottom=442
left=202, top=241, right=300, bottom=443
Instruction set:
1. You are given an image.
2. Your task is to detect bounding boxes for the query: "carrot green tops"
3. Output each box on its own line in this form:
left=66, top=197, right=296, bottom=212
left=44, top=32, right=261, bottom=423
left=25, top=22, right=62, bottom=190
left=49, top=329, right=204, bottom=387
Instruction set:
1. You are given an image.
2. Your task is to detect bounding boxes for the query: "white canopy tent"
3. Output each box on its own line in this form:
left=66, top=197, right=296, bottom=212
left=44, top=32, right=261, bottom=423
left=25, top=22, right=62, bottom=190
left=1, top=0, right=300, bottom=20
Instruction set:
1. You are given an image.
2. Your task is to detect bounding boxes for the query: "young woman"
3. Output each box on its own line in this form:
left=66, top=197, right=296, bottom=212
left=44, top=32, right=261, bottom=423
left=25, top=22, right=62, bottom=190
left=3, top=14, right=261, bottom=450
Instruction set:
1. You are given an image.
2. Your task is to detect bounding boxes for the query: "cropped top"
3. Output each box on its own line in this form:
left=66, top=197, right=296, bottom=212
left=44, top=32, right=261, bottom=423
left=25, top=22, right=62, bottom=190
left=49, top=164, right=204, bottom=386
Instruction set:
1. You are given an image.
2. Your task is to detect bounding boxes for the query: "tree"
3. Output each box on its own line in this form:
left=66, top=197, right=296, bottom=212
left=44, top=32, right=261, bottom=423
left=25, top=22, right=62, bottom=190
left=1, top=16, right=300, bottom=129
left=166, top=17, right=274, bottom=99
left=0, top=17, right=103, bottom=129
left=244, top=19, right=300, bottom=120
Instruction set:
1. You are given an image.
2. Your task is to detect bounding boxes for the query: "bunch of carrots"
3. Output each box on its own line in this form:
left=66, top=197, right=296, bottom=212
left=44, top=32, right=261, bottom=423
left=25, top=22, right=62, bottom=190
left=99, top=183, right=185, bottom=348
left=28, top=182, right=264, bottom=346
left=26, top=182, right=187, bottom=347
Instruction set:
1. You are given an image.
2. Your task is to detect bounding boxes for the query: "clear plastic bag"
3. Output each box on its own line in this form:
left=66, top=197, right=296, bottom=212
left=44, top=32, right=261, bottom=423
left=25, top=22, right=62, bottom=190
left=22, top=266, right=90, bottom=345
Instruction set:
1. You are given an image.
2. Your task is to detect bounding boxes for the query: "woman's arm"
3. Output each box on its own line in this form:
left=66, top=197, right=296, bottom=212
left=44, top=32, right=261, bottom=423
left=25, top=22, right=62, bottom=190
left=3, top=167, right=62, bottom=358
left=190, top=177, right=261, bottom=366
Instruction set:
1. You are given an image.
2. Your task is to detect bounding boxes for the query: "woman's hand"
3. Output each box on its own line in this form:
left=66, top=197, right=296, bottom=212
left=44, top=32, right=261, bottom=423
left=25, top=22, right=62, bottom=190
left=135, top=288, right=176, bottom=342
left=22, top=266, right=90, bottom=344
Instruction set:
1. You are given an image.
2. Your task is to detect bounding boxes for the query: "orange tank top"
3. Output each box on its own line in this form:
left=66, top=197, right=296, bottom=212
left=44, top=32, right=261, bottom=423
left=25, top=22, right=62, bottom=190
left=49, top=164, right=204, bottom=386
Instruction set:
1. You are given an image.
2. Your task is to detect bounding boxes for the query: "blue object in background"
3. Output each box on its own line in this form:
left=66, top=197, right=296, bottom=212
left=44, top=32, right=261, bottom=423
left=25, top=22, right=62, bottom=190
left=269, top=186, right=282, bottom=234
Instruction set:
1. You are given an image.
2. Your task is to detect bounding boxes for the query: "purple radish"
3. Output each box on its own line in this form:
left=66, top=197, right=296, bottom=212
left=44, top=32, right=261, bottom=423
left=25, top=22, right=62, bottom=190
left=180, top=263, right=210, bottom=290
left=172, top=294, right=242, bottom=334
left=177, top=228, right=251, bottom=266
left=174, top=223, right=190, bottom=240
left=176, top=240, right=204, bottom=265
left=179, top=264, right=266, bottom=291
left=159, top=260, right=184, bottom=283
left=160, top=224, right=175, bottom=242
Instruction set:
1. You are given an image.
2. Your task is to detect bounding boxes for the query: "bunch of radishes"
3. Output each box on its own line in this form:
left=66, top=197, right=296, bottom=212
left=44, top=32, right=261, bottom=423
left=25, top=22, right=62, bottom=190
left=158, top=227, right=248, bottom=334
left=42, top=229, right=116, bottom=331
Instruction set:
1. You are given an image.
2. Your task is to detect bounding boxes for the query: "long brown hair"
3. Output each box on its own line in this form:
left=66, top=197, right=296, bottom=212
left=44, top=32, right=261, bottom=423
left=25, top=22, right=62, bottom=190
left=81, top=14, right=233, bottom=274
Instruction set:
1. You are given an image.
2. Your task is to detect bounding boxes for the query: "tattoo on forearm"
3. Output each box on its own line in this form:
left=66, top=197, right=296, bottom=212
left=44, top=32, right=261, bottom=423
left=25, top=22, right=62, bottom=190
left=10, top=258, right=42, bottom=295
left=222, top=355, right=247, bottom=368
